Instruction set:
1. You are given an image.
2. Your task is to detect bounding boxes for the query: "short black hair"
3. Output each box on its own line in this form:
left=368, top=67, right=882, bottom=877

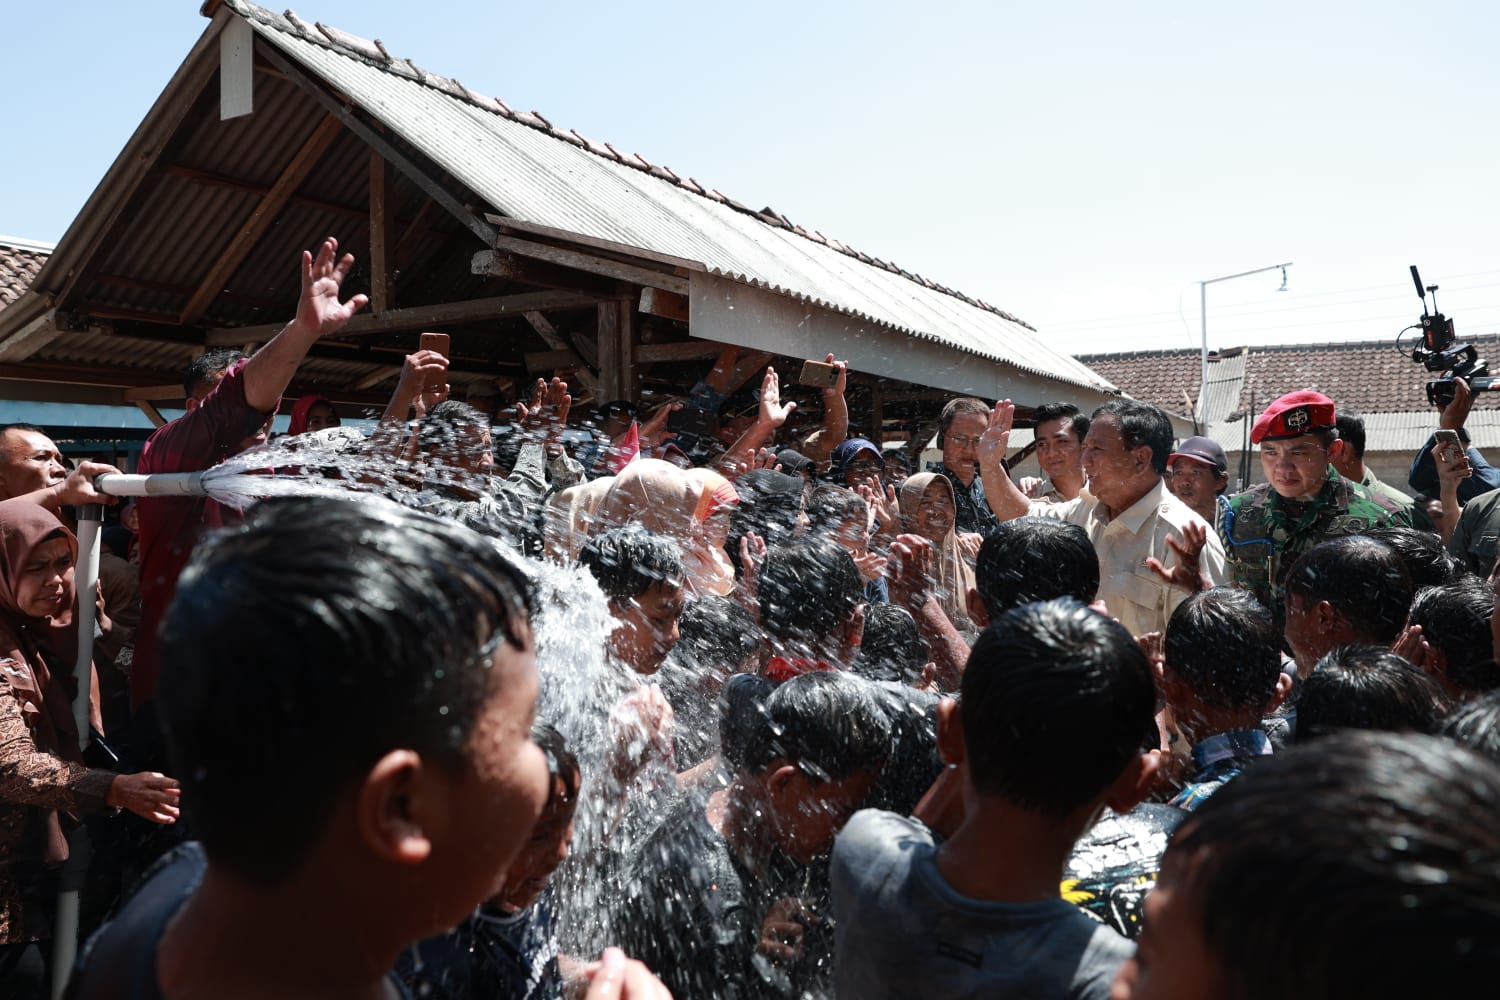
left=960, top=599, right=1154, bottom=817
left=851, top=603, right=929, bottom=684
left=1296, top=645, right=1452, bottom=741
left=532, top=720, right=581, bottom=806
left=675, top=596, right=762, bottom=674
left=0, top=422, right=45, bottom=439
left=183, top=348, right=249, bottom=398
left=1167, top=732, right=1500, bottom=999
left=1407, top=579, right=1500, bottom=695
left=1334, top=410, right=1366, bottom=460
left=1090, top=399, right=1173, bottom=474
left=744, top=671, right=891, bottom=781
left=726, top=470, right=803, bottom=577
left=718, top=673, right=775, bottom=770
left=975, top=517, right=1099, bottom=618
left=938, top=397, right=990, bottom=434
left=419, top=400, right=492, bottom=469
left=579, top=524, right=683, bottom=602
left=1164, top=588, right=1284, bottom=713
left=1441, top=689, right=1500, bottom=765
left=1284, top=536, right=1414, bottom=644
left=757, top=538, right=863, bottom=647
left=803, top=483, right=868, bottom=537
left=1364, top=525, right=1462, bottom=590
left=1031, top=401, right=1090, bottom=443
left=159, top=498, right=535, bottom=885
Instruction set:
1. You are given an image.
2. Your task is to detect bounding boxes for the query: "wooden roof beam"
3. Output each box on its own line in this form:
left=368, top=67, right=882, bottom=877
left=475, top=240, right=689, bottom=297
left=179, top=112, right=344, bottom=325
left=204, top=290, right=602, bottom=345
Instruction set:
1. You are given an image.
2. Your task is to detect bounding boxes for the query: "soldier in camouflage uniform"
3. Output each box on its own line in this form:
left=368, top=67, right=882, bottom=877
left=1222, top=391, right=1410, bottom=626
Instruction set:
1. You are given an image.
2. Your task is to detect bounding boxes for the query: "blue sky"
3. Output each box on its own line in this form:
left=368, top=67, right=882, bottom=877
left=3, top=1, right=1497, bottom=357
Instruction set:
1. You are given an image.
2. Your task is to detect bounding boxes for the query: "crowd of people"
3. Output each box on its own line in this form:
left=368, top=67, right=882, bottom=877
left=1, top=238, right=1498, bottom=998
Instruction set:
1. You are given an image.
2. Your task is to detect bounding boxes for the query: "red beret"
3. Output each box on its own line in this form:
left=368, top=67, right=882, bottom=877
left=1251, top=391, right=1336, bottom=444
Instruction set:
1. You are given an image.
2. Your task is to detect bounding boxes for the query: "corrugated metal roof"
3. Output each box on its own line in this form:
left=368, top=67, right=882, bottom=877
left=228, top=0, right=1115, bottom=398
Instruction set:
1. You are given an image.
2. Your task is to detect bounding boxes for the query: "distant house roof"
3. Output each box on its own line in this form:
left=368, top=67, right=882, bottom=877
left=1079, top=337, right=1500, bottom=450
left=0, top=237, right=52, bottom=311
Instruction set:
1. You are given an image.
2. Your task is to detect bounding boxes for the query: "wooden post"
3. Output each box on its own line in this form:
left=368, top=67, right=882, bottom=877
left=369, top=152, right=392, bottom=314
left=596, top=300, right=636, bottom=403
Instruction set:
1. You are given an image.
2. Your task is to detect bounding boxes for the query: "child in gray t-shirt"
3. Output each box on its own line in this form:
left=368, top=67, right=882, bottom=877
left=832, top=598, right=1160, bottom=999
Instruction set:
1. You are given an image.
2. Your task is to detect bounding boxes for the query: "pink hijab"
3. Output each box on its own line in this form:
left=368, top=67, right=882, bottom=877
left=594, top=460, right=739, bottom=596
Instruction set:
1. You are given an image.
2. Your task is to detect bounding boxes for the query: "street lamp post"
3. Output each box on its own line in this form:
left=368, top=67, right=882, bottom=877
left=1198, top=262, right=1292, bottom=427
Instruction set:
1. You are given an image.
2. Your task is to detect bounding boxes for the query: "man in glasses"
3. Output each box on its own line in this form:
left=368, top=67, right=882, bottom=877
left=929, top=397, right=999, bottom=537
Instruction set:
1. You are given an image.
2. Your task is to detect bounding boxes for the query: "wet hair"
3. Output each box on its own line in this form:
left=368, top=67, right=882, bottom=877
left=532, top=720, right=581, bottom=806
left=975, top=517, right=1099, bottom=618
left=1167, top=732, right=1500, bottom=999
left=718, top=673, right=775, bottom=770
left=1164, top=588, right=1283, bottom=713
left=960, top=599, right=1154, bottom=817
left=1407, top=579, right=1500, bottom=695
left=726, top=470, right=803, bottom=576
left=804, top=483, right=868, bottom=537
left=756, top=537, right=864, bottom=646
left=183, top=348, right=249, bottom=398
left=745, top=671, right=891, bottom=781
left=1031, top=401, right=1090, bottom=443
left=579, top=525, right=683, bottom=602
left=851, top=603, right=929, bottom=684
left=675, top=596, right=762, bottom=674
left=1364, top=525, right=1462, bottom=590
left=938, top=397, right=989, bottom=434
left=1441, top=690, right=1500, bottom=764
left=419, top=400, right=492, bottom=468
left=1333, top=410, right=1366, bottom=459
left=1283, top=536, right=1413, bottom=644
left=1296, top=645, right=1452, bottom=741
left=159, top=497, right=535, bottom=885
left=1091, top=399, right=1173, bottom=474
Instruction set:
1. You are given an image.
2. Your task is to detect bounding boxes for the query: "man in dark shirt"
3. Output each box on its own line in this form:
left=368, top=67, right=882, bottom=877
left=927, top=397, right=998, bottom=538
left=132, top=238, right=368, bottom=708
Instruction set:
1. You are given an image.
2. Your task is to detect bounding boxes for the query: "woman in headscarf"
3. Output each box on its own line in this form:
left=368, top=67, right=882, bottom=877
left=593, top=460, right=738, bottom=597
left=0, top=500, right=179, bottom=987
left=828, top=437, right=885, bottom=491
left=897, top=472, right=977, bottom=636
left=286, top=394, right=340, bottom=437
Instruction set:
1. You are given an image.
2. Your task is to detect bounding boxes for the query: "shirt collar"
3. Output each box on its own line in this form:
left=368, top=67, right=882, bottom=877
left=1190, top=728, right=1273, bottom=770
left=1109, top=478, right=1171, bottom=533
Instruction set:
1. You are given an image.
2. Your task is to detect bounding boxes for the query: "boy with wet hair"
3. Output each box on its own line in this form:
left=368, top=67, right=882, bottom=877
left=968, top=515, right=1100, bottom=627
left=580, top=525, right=687, bottom=677
left=621, top=671, right=891, bottom=999
left=1295, top=645, right=1452, bottom=740
left=1281, top=535, right=1413, bottom=677
left=1113, top=732, right=1500, bottom=1000
left=756, top=537, right=866, bottom=678
left=832, top=598, right=1158, bottom=999
left=1402, top=577, right=1500, bottom=698
left=69, top=497, right=667, bottom=999
left=1160, top=589, right=1291, bottom=809
left=399, top=720, right=583, bottom=1000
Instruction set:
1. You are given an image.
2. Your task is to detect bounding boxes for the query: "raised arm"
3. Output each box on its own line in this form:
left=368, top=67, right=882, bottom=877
left=977, top=400, right=1030, bottom=521
left=799, top=354, right=849, bottom=464
left=241, top=238, right=369, bottom=413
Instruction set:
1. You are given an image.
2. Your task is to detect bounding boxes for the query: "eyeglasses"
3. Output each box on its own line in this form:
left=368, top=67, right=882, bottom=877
left=846, top=460, right=882, bottom=476
left=946, top=435, right=982, bottom=448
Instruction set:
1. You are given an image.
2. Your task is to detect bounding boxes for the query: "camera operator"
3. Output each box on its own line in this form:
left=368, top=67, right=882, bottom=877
left=1408, top=376, right=1500, bottom=506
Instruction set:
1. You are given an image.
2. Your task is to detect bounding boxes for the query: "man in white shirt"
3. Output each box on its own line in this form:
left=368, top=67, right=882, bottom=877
left=981, top=399, right=1226, bottom=637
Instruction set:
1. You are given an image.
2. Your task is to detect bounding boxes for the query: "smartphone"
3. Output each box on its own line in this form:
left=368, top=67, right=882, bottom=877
left=799, top=358, right=840, bottom=389
left=1435, top=429, right=1463, bottom=459
left=418, top=332, right=450, bottom=391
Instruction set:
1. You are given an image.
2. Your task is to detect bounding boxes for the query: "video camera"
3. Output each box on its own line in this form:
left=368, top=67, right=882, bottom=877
left=1407, top=265, right=1500, bottom=407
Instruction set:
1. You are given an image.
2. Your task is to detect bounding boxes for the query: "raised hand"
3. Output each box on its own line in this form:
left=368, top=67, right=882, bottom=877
left=296, top=237, right=368, bottom=336
left=887, top=533, right=937, bottom=610
left=1146, top=520, right=1211, bottom=595
left=638, top=401, right=682, bottom=449
left=977, top=399, right=1013, bottom=471
left=758, top=366, right=796, bottom=429
left=821, top=353, right=849, bottom=399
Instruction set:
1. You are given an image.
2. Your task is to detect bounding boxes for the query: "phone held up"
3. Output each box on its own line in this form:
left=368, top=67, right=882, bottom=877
left=799, top=359, right=840, bottom=389
left=418, top=332, right=450, bottom=392
left=1434, top=428, right=1464, bottom=461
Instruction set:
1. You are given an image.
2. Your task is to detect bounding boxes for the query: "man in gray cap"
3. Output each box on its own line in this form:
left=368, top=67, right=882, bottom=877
left=1167, top=436, right=1231, bottom=534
